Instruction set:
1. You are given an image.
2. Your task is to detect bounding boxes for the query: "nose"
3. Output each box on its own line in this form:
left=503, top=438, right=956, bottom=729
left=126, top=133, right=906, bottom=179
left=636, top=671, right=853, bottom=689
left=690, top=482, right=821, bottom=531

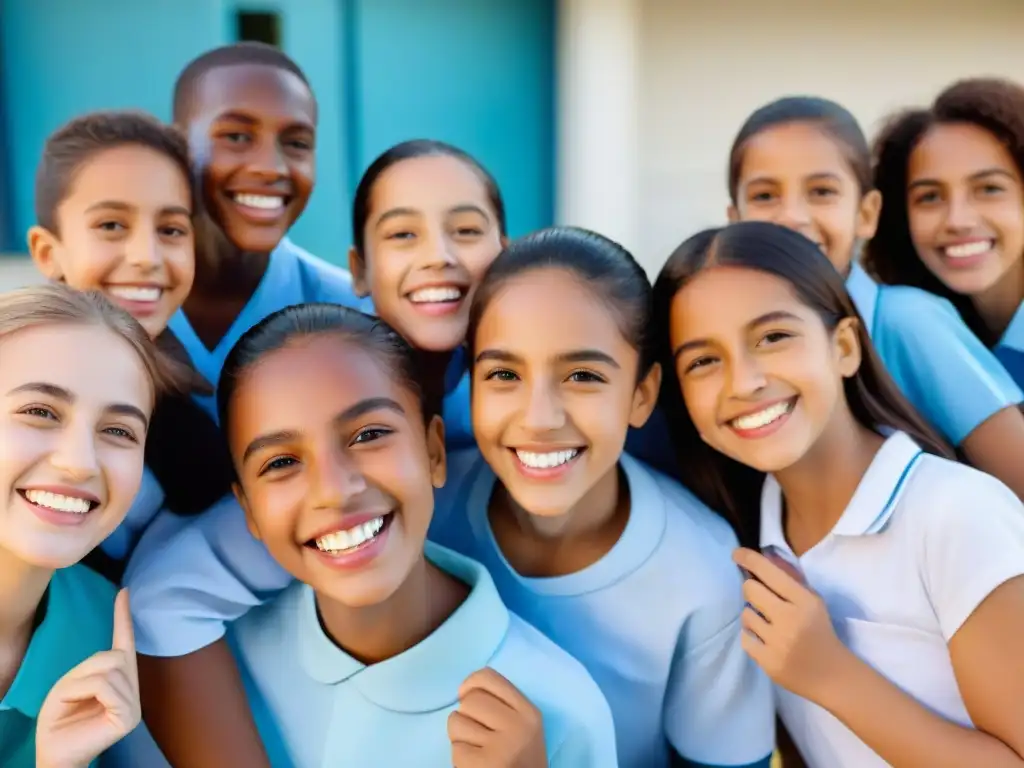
left=521, top=382, right=567, bottom=433
left=48, top=422, right=100, bottom=482
left=727, top=352, right=768, bottom=399
left=250, top=137, right=288, bottom=180
left=776, top=193, right=813, bottom=233
left=944, top=191, right=979, bottom=232
left=418, top=228, right=459, bottom=270
left=310, top=446, right=367, bottom=510
left=125, top=230, right=161, bottom=272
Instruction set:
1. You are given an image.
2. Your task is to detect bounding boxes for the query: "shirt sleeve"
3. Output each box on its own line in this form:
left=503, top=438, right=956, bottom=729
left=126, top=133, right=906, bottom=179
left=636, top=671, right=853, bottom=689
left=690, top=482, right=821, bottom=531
left=548, top=688, right=620, bottom=768
left=874, top=288, right=1023, bottom=446
left=921, top=467, right=1024, bottom=640
left=123, top=494, right=293, bottom=657
left=663, top=573, right=775, bottom=766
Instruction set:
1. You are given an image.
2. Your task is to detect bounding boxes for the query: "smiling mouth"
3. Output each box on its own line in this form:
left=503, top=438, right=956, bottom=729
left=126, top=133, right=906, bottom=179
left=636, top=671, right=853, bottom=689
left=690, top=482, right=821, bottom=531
left=407, top=286, right=466, bottom=305
left=227, top=192, right=291, bottom=212
left=106, top=285, right=165, bottom=304
left=18, top=489, right=98, bottom=516
left=941, top=240, right=994, bottom=260
left=727, top=398, right=796, bottom=433
left=513, top=448, right=584, bottom=470
left=305, top=513, right=393, bottom=555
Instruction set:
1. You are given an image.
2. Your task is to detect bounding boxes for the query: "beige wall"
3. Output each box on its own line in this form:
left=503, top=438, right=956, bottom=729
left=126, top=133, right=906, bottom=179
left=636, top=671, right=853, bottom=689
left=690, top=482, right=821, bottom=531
left=633, top=0, right=1024, bottom=274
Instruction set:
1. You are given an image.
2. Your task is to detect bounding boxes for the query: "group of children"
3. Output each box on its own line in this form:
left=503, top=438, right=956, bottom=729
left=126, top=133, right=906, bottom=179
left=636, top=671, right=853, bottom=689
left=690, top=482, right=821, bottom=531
left=0, top=39, right=1022, bottom=768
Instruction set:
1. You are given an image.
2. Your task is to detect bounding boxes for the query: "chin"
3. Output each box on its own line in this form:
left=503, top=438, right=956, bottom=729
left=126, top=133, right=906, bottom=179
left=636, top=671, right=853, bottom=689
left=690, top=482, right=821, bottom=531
left=316, top=577, right=405, bottom=609
left=224, top=225, right=291, bottom=255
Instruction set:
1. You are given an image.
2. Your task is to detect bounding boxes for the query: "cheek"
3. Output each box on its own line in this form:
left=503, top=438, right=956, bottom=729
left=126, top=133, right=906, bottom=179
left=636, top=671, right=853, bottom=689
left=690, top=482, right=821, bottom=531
left=680, top=377, right=721, bottom=433
left=461, top=240, right=503, bottom=279
left=470, top=388, right=511, bottom=439
left=102, top=447, right=147, bottom=505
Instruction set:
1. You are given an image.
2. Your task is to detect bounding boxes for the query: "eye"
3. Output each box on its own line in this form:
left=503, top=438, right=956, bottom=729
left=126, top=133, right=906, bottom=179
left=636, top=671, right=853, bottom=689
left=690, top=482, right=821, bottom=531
left=19, top=405, right=58, bottom=421
left=352, top=427, right=392, bottom=445
left=454, top=226, right=484, bottom=238
left=385, top=230, right=415, bottom=241
left=749, top=190, right=775, bottom=203
left=96, top=221, right=127, bottom=233
left=566, top=369, right=606, bottom=384
left=912, top=190, right=940, bottom=205
left=224, top=132, right=250, bottom=144
left=758, top=331, right=793, bottom=346
left=159, top=224, right=191, bottom=238
left=979, top=183, right=1006, bottom=195
left=103, top=426, right=139, bottom=443
left=683, top=356, right=718, bottom=374
left=809, top=186, right=838, bottom=198
left=259, top=456, right=297, bottom=476
left=484, top=368, right=519, bottom=382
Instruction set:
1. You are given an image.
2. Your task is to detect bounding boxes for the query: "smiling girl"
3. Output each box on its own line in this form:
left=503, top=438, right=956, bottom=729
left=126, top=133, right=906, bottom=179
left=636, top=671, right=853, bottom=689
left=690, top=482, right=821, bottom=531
left=656, top=220, right=1024, bottom=767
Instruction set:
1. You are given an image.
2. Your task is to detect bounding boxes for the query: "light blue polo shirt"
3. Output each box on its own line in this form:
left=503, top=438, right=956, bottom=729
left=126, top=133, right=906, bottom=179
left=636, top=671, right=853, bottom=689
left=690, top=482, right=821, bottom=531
left=100, top=465, right=164, bottom=563
left=168, top=238, right=369, bottom=421
left=995, top=301, right=1024, bottom=389
left=228, top=543, right=618, bottom=767
left=847, top=262, right=1023, bottom=446
left=0, top=566, right=116, bottom=767
left=429, top=450, right=775, bottom=768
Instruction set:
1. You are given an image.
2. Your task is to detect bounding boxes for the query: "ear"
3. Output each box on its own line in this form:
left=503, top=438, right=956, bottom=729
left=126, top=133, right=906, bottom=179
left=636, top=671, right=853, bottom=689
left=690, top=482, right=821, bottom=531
left=855, top=189, right=882, bottom=241
left=629, top=362, right=662, bottom=428
left=425, top=414, right=448, bottom=489
left=726, top=204, right=741, bottom=224
left=232, top=482, right=262, bottom=541
left=27, top=226, right=64, bottom=280
left=833, top=316, right=863, bottom=379
left=499, top=234, right=510, bottom=249
left=348, top=246, right=369, bottom=297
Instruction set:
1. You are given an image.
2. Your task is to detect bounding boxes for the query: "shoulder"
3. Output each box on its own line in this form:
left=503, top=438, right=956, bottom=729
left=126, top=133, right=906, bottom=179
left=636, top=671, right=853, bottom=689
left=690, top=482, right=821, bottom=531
left=907, top=452, right=1023, bottom=527
left=873, top=284, right=984, bottom=346
left=232, top=581, right=304, bottom=656
left=281, top=239, right=367, bottom=309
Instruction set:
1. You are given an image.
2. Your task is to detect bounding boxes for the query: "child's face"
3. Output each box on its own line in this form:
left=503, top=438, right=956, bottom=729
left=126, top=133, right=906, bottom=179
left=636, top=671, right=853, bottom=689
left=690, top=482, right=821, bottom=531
left=471, top=269, right=659, bottom=518
left=29, top=146, right=194, bottom=338
left=729, top=122, right=880, bottom=275
left=228, top=335, right=446, bottom=609
left=906, top=122, right=1024, bottom=298
left=669, top=266, right=860, bottom=473
left=184, top=64, right=316, bottom=254
left=0, top=324, right=151, bottom=569
left=351, top=155, right=504, bottom=352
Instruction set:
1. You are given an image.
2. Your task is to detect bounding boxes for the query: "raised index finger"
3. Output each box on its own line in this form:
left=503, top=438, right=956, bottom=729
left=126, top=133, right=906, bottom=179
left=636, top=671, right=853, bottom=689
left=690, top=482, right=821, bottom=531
left=112, top=588, right=136, bottom=656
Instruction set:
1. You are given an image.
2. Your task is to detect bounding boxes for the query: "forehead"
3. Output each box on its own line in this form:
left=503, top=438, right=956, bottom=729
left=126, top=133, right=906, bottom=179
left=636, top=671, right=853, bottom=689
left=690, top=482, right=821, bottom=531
left=909, top=122, right=1020, bottom=181
left=739, top=122, right=855, bottom=181
left=63, top=145, right=190, bottom=210
left=229, top=335, right=415, bottom=435
left=0, top=324, right=152, bottom=409
left=671, top=266, right=807, bottom=338
left=188, top=64, right=315, bottom=126
left=477, top=269, right=631, bottom=355
left=370, top=155, right=491, bottom=213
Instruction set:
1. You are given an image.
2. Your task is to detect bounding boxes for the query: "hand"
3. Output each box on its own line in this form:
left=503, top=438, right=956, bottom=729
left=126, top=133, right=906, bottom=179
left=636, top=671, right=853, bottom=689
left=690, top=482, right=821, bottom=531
left=36, top=589, right=141, bottom=768
left=448, top=667, right=548, bottom=768
left=734, top=548, right=850, bottom=702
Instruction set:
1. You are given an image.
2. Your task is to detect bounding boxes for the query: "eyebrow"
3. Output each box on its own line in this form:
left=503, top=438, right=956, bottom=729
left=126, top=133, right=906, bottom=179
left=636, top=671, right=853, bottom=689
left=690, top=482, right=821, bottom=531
left=909, top=167, right=1017, bottom=190
left=745, top=171, right=842, bottom=187
left=474, top=348, right=620, bottom=368
left=8, top=382, right=149, bottom=428
left=84, top=200, right=192, bottom=217
left=212, top=111, right=314, bottom=132
left=672, top=310, right=804, bottom=358
left=375, top=204, right=492, bottom=230
left=241, top=396, right=406, bottom=464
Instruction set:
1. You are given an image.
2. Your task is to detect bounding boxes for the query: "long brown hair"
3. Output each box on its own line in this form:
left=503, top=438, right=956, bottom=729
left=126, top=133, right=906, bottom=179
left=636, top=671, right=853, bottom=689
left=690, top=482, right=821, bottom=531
left=652, top=221, right=953, bottom=546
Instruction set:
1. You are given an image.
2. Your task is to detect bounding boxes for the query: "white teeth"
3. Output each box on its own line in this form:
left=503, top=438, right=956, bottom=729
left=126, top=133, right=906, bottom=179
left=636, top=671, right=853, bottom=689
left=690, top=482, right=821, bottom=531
left=24, top=490, right=92, bottom=515
left=108, top=286, right=162, bottom=303
left=314, top=516, right=386, bottom=554
left=515, top=449, right=579, bottom=469
left=944, top=241, right=992, bottom=259
left=409, top=287, right=463, bottom=304
left=731, top=401, right=793, bottom=431
left=233, top=193, right=286, bottom=210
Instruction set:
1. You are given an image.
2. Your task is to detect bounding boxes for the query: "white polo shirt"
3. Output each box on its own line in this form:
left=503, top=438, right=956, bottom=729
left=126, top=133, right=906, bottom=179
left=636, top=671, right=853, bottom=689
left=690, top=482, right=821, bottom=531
left=760, top=431, right=1024, bottom=768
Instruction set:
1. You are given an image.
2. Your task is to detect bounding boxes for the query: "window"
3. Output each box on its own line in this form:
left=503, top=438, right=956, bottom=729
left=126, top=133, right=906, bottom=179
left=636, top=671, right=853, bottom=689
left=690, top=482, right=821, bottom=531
left=236, top=11, right=281, bottom=47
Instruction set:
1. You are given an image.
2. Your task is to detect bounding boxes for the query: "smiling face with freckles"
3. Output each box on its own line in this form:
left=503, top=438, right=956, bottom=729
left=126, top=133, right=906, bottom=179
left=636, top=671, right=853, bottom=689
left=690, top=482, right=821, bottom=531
left=0, top=323, right=152, bottom=569
left=227, top=333, right=446, bottom=608
left=669, top=265, right=861, bottom=473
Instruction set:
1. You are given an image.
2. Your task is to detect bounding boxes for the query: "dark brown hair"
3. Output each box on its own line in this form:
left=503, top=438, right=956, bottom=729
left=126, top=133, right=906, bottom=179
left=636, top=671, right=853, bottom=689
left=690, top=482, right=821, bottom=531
left=35, top=110, right=190, bottom=236
left=867, top=77, right=1024, bottom=343
left=652, top=221, right=953, bottom=546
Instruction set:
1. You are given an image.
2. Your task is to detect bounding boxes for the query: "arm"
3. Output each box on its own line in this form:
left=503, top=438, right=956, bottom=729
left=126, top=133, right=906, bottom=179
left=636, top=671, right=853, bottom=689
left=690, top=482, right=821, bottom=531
left=958, top=407, right=1024, bottom=500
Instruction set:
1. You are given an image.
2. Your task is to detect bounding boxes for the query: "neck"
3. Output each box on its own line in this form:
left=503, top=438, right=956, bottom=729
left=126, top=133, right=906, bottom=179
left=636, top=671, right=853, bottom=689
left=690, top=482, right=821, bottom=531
left=315, top=552, right=467, bottom=664
left=972, top=259, right=1024, bottom=342
left=773, top=406, right=884, bottom=555
left=188, top=215, right=270, bottom=301
left=0, top=548, right=52, bottom=698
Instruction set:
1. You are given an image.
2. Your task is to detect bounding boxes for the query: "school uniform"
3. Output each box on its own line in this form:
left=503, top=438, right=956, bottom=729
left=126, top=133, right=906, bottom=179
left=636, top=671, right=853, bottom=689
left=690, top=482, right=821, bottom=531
left=761, top=431, right=1024, bottom=768
left=229, top=543, right=618, bottom=768
left=0, top=566, right=115, bottom=767
left=167, top=238, right=369, bottom=421
left=994, top=300, right=1024, bottom=389
left=99, top=466, right=164, bottom=562
left=846, top=262, right=1022, bottom=445
left=429, top=450, right=775, bottom=768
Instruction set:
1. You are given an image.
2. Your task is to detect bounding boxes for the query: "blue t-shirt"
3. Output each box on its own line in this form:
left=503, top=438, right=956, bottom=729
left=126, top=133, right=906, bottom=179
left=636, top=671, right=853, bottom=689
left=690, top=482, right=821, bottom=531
left=429, top=450, right=775, bottom=768
left=847, top=262, right=1022, bottom=445
left=995, top=301, right=1024, bottom=390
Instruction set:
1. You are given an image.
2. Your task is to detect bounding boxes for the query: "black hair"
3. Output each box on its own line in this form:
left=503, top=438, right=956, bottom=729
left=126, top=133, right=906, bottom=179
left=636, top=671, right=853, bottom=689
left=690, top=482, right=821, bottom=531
left=652, top=221, right=953, bottom=546
left=172, top=42, right=312, bottom=123
left=728, top=96, right=873, bottom=203
left=467, top=226, right=654, bottom=379
left=867, top=77, right=1024, bottom=344
left=217, top=303, right=440, bottom=457
left=350, top=139, right=507, bottom=256
left=35, top=111, right=190, bottom=235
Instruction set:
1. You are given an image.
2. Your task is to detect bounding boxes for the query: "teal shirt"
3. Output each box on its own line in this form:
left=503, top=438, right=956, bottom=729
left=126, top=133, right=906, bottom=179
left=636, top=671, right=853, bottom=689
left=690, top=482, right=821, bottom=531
left=0, top=565, right=116, bottom=767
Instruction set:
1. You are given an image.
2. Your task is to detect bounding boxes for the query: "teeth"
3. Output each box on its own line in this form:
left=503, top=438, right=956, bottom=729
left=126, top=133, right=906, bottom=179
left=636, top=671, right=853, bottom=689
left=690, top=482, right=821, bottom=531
left=944, top=241, right=992, bottom=259
left=233, top=193, right=285, bottom=210
left=409, top=287, right=463, bottom=304
left=515, top=449, right=579, bottom=469
left=108, top=286, right=162, bottom=303
left=314, top=516, right=385, bottom=554
left=731, top=401, right=793, bottom=431
left=24, top=490, right=92, bottom=515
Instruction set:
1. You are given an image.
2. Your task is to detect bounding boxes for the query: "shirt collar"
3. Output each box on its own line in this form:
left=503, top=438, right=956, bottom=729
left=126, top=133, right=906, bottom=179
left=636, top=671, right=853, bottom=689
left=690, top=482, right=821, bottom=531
left=297, top=542, right=510, bottom=713
left=845, top=261, right=878, bottom=339
left=998, top=301, right=1024, bottom=352
left=760, top=431, right=924, bottom=552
